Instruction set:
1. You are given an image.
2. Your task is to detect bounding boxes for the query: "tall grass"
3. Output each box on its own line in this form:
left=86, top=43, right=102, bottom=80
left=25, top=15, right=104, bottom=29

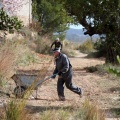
left=4, top=100, right=33, bottom=120
left=5, top=101, right=21, bottom=120
left=75, top=99, right=105, bottom=120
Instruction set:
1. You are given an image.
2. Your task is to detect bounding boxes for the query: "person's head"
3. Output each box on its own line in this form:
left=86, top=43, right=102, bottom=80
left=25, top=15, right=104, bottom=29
left=55, top=38, right=60, bottom=42
left=52, top=48, right=60, bottom=57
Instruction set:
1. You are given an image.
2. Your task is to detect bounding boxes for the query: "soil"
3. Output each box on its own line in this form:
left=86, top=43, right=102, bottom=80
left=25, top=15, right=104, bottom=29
left=1, top=50, right=120, bottom=120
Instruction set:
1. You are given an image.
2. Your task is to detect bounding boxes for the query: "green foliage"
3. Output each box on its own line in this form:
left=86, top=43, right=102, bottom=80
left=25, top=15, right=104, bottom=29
left=108, top=56, right=120, bottom=77
left=61, top=0, right=120, bottom=64
left=0, top=8, right=23, bottom=33
left=32, top=0, right=72, bottom=35
left=85, top=66, right=98, bottom=73
left=53, top=31, right=66, bottom=41
left=117, top=55, right=120, bottom=63
left=79, top=40, right=94, bottom=54
left=64, top=0, right=119, bottom=35
left=94, top=39, right=106, bottom=57
left=5, top=101, right=21, bottom=120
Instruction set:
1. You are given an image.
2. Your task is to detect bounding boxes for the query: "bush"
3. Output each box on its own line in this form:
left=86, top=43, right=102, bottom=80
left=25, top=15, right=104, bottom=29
left=4, top=100, right=32, bottom=120
left=33, top=36, right=52, bottom=54
left=79, top=40, right=94, bottom=54
left=108, top=56, right=120, bottom=77
left=94, top=39, right=106, bottom=57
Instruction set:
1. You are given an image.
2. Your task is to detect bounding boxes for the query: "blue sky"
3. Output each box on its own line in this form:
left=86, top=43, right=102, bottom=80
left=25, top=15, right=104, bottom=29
left=69, top=24, right=83, bottom=29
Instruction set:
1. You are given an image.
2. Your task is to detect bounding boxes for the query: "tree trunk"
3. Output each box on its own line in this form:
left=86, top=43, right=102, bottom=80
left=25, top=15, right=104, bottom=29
left=106, top=34, right=120, bottom=64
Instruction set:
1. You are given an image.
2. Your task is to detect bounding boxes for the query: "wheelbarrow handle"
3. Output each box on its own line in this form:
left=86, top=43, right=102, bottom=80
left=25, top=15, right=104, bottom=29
left=44, top=73, right=58, bottom=81
left=36, top=73, right=58, bottom=88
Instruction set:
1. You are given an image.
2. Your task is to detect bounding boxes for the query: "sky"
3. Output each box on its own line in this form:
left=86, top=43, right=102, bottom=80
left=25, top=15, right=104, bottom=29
left=69, top=24, right=84, bottom=29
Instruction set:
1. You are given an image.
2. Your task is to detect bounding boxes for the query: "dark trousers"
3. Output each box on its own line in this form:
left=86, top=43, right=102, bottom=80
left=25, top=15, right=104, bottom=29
left=57, top=72, right=81, bottom=97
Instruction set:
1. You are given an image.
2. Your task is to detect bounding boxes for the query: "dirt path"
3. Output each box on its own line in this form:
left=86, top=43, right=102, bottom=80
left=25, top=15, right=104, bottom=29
left=19, top=51, right=119, bottom=120
left=2, top=50, right=118, bottom=120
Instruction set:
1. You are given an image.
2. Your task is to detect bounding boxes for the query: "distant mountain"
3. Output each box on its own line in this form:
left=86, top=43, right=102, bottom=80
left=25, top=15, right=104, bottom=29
left=65, top=28, right=99, bottom=43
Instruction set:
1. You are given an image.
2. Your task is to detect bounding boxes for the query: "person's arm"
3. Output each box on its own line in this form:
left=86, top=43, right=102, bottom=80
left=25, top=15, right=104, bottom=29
left=51, top=41, right=55, bottom=49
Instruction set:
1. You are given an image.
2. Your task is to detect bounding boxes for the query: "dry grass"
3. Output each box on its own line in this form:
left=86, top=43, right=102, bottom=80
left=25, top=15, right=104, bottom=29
left=6, top=58, right=53, bottom=120
left=0, top=42, right=17, bottom=88
left=0, top=36, right=53, bottom=120
left=75, top=99, right=105, bottom=120
left=0, top=44, right=15, bottom=77
left=0, top=30, right=108, bottom=120
left=39, top=109, right=70, bottom=120
left=35, top=99, right=105, bottom=120
left=33, top=36, right=52, bottom=54
left=0, top=100, right=33, bottom=120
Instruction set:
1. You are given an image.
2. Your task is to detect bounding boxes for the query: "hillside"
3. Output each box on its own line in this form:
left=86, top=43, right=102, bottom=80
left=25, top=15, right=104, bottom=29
left=65, top=28, right=99, bottom=43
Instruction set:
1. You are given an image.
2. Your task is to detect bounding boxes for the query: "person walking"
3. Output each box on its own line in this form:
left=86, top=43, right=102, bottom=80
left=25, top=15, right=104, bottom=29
left=51, top=38, right=63, bottom=50
left=51, top=48, right=82, bottom=101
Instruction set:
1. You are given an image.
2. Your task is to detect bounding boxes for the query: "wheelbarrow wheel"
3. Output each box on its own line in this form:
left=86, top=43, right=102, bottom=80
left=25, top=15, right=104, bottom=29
left=14, top=86, right=26, bottom=98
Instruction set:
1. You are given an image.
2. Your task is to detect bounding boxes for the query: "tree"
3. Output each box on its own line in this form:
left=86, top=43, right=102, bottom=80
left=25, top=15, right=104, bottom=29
left=32, top=0, right=72, bottom=36
left=63, top=0, right=120, bottom=64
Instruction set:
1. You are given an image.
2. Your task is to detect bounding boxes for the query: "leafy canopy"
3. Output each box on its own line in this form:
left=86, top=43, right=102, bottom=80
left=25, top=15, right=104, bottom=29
left=61, top=0, right=120, bottom=64
left=63, top=0, right=119, bottom=36
left=32, top=0, right=73, bottom=35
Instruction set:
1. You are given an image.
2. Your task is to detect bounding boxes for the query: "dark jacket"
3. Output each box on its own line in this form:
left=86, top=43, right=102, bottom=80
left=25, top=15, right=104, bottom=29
left=53, top=53, right=72, bottom=78
left=51, top=41, right=62, bottom=50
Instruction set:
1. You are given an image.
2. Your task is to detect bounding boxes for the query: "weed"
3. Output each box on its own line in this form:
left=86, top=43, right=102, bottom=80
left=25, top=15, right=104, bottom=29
left=75, top=99, right=105, bottom=120
left=5, top=101, right=21, bottom=120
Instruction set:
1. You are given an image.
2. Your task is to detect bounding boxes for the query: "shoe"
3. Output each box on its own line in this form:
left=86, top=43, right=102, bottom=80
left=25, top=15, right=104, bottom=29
left=59, top=96, right=65, bottom=101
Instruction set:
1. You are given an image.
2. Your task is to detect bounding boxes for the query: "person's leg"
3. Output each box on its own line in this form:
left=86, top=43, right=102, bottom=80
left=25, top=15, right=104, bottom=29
left=57, top=77, right=65, bottom=100
left=65, top=73, right=82, bottom=95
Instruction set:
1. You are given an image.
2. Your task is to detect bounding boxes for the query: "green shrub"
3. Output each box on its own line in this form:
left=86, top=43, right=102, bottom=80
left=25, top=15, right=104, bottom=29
left=79, top=40, right=94, bottom=54
left=108, top=56, right=120, bottom=77
left=85, top=66, right=98, bottom=73
left=94, top=39, right=106, bottom=57
left=4, top=100, right=32, bottom=120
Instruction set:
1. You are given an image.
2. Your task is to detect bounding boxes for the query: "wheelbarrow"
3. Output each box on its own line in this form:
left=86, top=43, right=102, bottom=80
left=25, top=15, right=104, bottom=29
left=11, top=73, right=57, bottom=99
